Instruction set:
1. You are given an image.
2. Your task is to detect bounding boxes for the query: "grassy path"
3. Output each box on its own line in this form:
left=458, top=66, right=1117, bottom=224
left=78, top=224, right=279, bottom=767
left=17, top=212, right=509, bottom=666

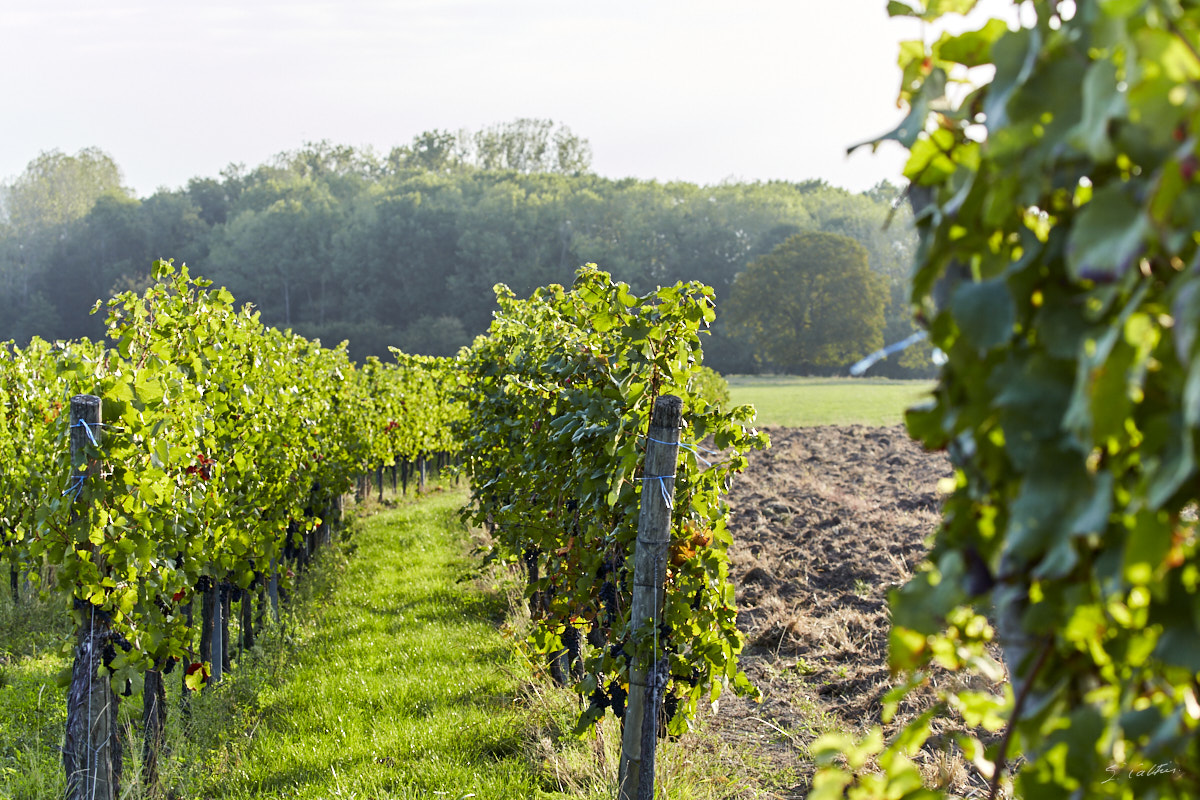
left=203, top=488, right=544, bottom=799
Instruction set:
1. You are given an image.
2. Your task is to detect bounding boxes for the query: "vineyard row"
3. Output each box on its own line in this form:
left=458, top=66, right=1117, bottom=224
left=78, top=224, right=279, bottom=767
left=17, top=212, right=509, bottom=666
left=1, top=261, right=764, bottom=800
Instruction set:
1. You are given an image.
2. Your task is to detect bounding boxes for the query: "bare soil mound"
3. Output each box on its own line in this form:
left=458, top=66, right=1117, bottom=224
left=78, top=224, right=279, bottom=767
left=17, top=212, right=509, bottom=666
left=705, top=425, right=954, bottom=797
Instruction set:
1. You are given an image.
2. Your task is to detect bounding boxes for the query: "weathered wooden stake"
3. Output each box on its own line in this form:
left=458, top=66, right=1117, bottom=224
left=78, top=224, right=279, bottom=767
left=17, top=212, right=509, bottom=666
left=327, top=495, right=342, bottom=545
left=401, top=459, right=410, bottom=496
left=377, top=466, right=384, bottom=502
left=419, top=455, right=427, bottom=493
left=180, top=600, right=193, bottom=716
left=618, top=395, right=681, bottom=800
left=268, top=559, right=280, bottom=623
left=63, top=394, right=122, bottom=800
left=64, top=605, right=122, bottom=800
left=199, top=583, right=214, bottom=670
left=221, top=583, right=232, bottom=672
left=256, top=578, right=267, bottom=630
left=241, top=586, right=255, bottom=651
left=210, top=581, right=224, bottom=686
left=637, top=659, right=669, bottom=800
left=142, top=667, right=166, bottom=790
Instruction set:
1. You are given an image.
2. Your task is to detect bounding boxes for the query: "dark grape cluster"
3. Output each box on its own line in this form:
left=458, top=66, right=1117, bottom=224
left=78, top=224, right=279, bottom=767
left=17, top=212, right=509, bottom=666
left=609, top=681, right=627, bottom=720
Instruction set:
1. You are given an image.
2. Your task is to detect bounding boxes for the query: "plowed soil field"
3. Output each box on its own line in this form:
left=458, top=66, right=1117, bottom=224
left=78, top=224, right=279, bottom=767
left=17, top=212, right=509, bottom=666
left=704, top=424, right=965, bottom=798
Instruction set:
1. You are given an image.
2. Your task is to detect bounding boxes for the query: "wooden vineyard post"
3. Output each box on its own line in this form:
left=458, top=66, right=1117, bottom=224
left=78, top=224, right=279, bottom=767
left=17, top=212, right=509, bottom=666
left=328, top=494, right=343, bottom=545
left=220, top=582, right=232, bottom=673
left=268, top=559, right=281, bottom=623
left=241, top=586, right=255, bottom=651
left=618, top=395, right=681, bottom=800
left=419, top=455, right=427, bottom=494
left=142, top=666, right=166, bottom=790
left=210, top=580, right=224, bottom=686
left=63, top=394, right=122, bottom=800
left=180, top=600, right=194, bottom=715
left=199, top=581, right=214, bottom=676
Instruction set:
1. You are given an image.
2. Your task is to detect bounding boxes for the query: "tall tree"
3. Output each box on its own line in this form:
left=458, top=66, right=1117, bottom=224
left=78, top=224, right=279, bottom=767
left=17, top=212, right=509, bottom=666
left=1, top=148, right=129, bottom=232
left=726, top=232, right=886, bottom=373
left=206, top=175, right=341, bottom=327
left=51, top=193, right=145, bottom=339
left=469, top=119, right=592, bottom=174
left=0, top=148, right=131, bottom=340
left=389, top=129, right=468, bottom=173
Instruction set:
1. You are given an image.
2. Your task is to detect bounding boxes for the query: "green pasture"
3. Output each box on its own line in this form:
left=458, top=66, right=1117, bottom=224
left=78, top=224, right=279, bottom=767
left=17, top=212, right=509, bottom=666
left=726, top=375, right=936, bottom=428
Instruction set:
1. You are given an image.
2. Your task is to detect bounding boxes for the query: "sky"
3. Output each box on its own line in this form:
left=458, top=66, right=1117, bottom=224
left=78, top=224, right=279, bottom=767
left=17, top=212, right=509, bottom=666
left=1, top=0, right=1018, bottom=199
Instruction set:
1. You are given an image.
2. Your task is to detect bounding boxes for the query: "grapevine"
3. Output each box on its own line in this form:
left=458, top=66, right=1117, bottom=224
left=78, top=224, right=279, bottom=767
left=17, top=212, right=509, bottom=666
left=459, top=264, right=768, bottom=735
left=814, top=2, right=1200, bottom=798
left=0, top=259, right=460, bottom=795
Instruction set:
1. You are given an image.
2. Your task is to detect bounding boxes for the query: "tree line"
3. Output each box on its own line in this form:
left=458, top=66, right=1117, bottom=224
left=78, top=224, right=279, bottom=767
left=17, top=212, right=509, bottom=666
left=0, top=120, right=929, bottom=376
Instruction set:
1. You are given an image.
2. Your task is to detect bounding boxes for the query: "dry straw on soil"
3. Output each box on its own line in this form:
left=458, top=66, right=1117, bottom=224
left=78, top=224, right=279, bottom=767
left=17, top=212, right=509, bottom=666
left=707, top=425, right=1000, bottom=798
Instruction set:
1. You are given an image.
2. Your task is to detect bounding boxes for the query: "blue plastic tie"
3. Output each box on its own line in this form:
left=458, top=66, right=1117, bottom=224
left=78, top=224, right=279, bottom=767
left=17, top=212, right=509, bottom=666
left=71, top=419, right=99, bottom=447
left=646, top=436, right=719, bottom=467
left=62, top=473, right=87, bottom=501
left=639, top=475, right=674, bottom=510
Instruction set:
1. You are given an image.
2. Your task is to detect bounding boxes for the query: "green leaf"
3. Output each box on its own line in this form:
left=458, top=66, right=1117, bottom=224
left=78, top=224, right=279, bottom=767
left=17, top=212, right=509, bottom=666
left=984, top=27, right=1039, bottom=131
left=1123, top=510, right=1172, bottom=585
left=1066, top=185, right=1148, bottom=282
left=888, top=0, right=979, bottom=19
left=1147, top=421, right=1195, bottom=509
left=935, top=18, right=1009, bottom=68
left=887, top=0, right=920, bottom=17
left=892, top=708, right=936, bottom=755
left=1098, top=0, right=1144, bottom=16
left=184, top=664, right=209, bottom=692
left=929, top=0, right=978, bottom=15
left=951, top=278, right=1015, bottom=350
left=1154, top=627, right=1200, bottom=672
left=1136, top=27, right=1200, bottom=83
left=1069, top=59, right=1125, bottom=162
left=807, top=770, right=853, bottom=800
left=889, top=626, right=929, bottom=673
left=880, top=70, right=946, bottom=150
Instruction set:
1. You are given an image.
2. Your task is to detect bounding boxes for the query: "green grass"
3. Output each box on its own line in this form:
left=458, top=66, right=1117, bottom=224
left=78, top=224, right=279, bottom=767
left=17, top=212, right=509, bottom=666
left=191, top=488, right=549, bottom=799
left=726, top=375, right=936, bottom=428
left=0, top=571, right=72, bottom=798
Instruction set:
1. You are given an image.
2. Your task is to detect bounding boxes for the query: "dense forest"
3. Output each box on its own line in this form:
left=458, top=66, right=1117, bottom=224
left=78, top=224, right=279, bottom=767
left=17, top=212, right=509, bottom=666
left=0, top=121, right=928, bottom=376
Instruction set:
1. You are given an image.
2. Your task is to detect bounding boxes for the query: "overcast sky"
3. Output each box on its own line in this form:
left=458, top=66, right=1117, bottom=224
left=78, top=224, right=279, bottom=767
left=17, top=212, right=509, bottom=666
left=2, top=0, right=1016, bottom=198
